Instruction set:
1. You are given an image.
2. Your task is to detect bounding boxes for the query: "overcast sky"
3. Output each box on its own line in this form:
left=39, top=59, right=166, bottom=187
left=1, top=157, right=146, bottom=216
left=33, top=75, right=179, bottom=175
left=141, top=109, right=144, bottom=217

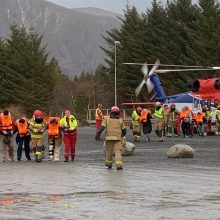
left=46, top=0, right=157, bottom=14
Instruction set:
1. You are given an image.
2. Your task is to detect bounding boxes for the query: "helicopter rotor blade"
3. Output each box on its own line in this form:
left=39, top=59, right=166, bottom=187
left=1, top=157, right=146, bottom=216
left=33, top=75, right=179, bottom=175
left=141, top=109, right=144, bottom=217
left=135, top=80, right=146, bottom=97
left=135, top=59, right=160, bottom=97
left=141, top=63, right=148, bottom=76
left=148, top=59, right=160, bottom=77
left=123, top=63, right=216, bottom=68
left=155, top=68, right=220, bottom=73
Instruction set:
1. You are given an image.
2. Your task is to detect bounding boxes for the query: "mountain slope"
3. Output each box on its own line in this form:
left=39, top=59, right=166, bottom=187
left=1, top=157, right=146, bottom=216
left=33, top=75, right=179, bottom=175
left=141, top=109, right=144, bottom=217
left=0, top=0, right=121, bottom=76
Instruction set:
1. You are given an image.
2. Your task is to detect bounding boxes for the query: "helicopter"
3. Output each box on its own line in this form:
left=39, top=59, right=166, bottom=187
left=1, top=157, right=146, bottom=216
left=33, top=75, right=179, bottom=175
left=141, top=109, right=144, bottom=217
left=123, top=59, right=220, bottom=112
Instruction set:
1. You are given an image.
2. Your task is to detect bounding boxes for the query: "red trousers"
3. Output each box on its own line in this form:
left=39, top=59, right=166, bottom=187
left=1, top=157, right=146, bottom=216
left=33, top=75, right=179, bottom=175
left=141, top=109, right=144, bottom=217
left=96, top=120, right=102, bottom=130
left=63, top=133, right=77, bottom=159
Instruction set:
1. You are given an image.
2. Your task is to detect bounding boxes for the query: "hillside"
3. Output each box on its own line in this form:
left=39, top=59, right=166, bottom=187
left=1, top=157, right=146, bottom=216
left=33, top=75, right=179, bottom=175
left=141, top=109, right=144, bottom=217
left=0, top=0, right=121, bottom=76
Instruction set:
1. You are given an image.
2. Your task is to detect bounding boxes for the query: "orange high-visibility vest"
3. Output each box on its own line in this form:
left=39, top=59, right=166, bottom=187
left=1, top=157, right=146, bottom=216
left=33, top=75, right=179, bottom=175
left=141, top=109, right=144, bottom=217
left=1, top=113, right=13, bottom=130
left=140, top=109, right=151, bottom=123
left=16, top=118, right=29, bottom=136
left=95, top=108, right=103, bottom=120
left=180, top=110, right=189, bottom=119
left=48, top=117, right=60, bottom=138
left=196, top=112, right=205, bottom=123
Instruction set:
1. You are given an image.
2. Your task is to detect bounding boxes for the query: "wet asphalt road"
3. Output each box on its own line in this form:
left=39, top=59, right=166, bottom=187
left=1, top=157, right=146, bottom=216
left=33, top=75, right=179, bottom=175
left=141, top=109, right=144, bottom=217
left=0, top=127, right=220, bottom=220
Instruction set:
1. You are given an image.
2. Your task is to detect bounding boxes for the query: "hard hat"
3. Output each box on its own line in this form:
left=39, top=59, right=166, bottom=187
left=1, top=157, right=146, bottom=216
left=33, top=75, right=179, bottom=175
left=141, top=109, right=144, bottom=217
left=155, top=101, right=161, bottom=106
left=111, top=106, right=120, bottom=113
left=171, top=103, right=176, bottom=108
left=136, top=107, right=143, bottom=113
left=33, top=110, right=43, bottom=119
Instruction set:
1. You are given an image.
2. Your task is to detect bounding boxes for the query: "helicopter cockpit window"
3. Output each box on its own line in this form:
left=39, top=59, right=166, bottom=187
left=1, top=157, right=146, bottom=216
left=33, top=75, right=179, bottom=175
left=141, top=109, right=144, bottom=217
left=207, top=99, right=211, bottom=108
left=214, top=99, right=219, bottom=107
left=214, top=79, right=220, bottom=90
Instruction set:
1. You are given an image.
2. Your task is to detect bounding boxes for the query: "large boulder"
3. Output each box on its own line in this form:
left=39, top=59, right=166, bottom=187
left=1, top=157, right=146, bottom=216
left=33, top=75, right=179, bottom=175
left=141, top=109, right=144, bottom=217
left=122, top=140, right=136, bottom=156
left=103, top=140, right=136, bottom=156
left=167, top=144, right=195, bottom=158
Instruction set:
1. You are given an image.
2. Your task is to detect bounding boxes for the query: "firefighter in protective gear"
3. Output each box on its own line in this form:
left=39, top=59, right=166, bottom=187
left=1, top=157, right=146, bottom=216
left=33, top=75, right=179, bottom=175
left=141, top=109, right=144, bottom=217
left=140, top=108, right=152, bottom=142
left=131, top=107, right=142, bottom=142
left=153, top=102, right=165, bottom=141
left=0, top=110, right=15, bottom=162
left=95, top=104, right=103, bottom=132
left=48, top=117, right=62, bottom=161
left=60, top=109, right=77, bottom=162
left=95, top=106, right=126, bottom=170
left=29, top=110, right=47, bottom=162
left=15, top=117, right=31, bottom=161
left=180, top=106, right=192, bottom=138
left=166, top=104, right=180, bottom=137
left=215, top=106, right=220, bottom=135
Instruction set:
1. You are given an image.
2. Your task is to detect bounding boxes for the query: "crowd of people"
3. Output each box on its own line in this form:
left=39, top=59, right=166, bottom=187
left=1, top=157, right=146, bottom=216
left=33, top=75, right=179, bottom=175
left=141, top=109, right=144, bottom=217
left=131, top=102, right=218, bottom=142
left=0, top=109, right=77, bottom=163
left=1, top=102, right=218, bottom=170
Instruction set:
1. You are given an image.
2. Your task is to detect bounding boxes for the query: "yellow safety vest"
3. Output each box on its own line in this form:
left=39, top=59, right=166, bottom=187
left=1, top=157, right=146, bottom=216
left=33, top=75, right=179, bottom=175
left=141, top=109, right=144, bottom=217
left=154, top=107, right=164, bottom=119
left=60, top=115, right=77, bottom=131
left=132, top=110, right=140, bottom=126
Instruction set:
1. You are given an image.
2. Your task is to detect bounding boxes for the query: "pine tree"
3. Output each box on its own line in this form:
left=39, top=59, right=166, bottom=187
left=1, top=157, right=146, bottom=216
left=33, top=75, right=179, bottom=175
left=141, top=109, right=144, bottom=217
left=102, top=6, right=145, bottom=104
left=3, top=25, right=62, bottom=114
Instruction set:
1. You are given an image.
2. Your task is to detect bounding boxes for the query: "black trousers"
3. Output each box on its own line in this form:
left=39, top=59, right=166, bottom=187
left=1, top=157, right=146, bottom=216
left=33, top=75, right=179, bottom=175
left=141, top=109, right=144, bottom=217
left=17, top=135, right=31, bottom=160
left=181, top=121, right=190, bottom=136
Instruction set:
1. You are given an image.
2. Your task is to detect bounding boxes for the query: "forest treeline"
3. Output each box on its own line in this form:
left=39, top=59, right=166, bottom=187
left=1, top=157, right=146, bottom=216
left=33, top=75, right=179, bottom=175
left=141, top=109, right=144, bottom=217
left=1, top=0, right=220, bottom=122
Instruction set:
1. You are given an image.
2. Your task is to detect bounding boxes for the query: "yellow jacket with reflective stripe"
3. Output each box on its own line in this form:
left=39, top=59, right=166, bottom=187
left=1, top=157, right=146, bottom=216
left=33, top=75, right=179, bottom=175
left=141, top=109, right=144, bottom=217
left=154, top=107, right=164, bottom=119
left=132, top=110, right=140, bottom=126
left=28, top=117, right=47, bottom=139
left=102, top=117, right=125, bottom=141
left=59, top=115, right=77, bottom=130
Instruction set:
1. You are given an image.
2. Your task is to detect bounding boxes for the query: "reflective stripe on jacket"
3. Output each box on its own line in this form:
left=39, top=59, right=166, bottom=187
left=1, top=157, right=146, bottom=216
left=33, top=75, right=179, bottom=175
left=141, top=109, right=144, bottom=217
left=29, top=118, right=47, bottom=139
left=60, top=115, right=77, bottom=134
left=102, top=117, right=125, bottom=141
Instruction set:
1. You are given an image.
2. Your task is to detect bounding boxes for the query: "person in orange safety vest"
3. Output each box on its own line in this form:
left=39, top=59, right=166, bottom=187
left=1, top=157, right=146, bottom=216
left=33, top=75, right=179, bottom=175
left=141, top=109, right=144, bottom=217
left=140, top=108, right=152, bottom=142
left=195, top=106, right=208, bottom=136
left=15, top=117, right=31, bottom=161
left=0, top=110, right=15, bottom=162
left=180, top=106, right=192, bottom=138
left=48, top=117, right=62, bottom=161
left=95, top=104, right=104, bottom=141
